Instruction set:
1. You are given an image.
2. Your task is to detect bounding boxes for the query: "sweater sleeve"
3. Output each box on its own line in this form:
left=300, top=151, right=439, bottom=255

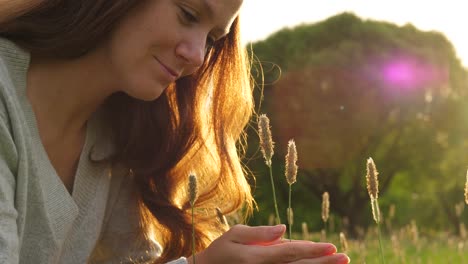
left=0, top=113, right=19, bottom=264
left=88, top=166, right=190, bottom=264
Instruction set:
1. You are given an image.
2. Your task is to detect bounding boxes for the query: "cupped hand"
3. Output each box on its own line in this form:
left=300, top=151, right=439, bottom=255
left=187, top=224, right=350, bottom=264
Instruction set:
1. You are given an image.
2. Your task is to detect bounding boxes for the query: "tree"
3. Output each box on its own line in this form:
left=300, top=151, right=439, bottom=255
left=246, top=12, right=468, bottom=235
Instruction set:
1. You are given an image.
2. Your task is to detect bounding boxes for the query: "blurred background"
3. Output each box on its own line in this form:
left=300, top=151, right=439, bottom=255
left=240, top=0, right=468, bottom=67
left=238, top=0, right=468, bottom=243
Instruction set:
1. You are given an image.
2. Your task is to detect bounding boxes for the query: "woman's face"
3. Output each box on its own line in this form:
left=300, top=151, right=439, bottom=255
left=102, top=0, right=243, bottom=101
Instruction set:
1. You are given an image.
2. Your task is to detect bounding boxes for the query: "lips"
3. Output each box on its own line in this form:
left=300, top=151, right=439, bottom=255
left=153, top=56, right=180, bottom=80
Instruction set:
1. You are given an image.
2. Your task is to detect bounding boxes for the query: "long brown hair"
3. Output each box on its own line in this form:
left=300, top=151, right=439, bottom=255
left=1, top=1, right=255, bottom=263
left=0, top=0, right=41, bottom=25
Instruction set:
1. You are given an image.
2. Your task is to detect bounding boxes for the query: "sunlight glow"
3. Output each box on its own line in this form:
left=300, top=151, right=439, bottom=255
left=382, top=58, right=448, bottom=89
left=240, top=0, right=468, bottom=67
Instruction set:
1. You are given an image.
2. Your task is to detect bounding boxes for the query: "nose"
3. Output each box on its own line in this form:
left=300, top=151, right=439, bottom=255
left=175, top=37, right=206, bottom=74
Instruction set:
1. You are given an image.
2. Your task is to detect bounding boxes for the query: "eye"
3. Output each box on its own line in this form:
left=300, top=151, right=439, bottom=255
left=180, top=7, right=198, bottom=23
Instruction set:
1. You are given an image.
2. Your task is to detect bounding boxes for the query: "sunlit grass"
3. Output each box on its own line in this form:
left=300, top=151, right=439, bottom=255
left=288, top=230, right=468, bottom=263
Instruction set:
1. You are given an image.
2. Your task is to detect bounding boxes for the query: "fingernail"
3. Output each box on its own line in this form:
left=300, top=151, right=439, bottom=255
left=324, top=245, right=337, bottom=255
left=272, top=224, right=285, bottom=235
left=337, top=254, right=350, bottom=264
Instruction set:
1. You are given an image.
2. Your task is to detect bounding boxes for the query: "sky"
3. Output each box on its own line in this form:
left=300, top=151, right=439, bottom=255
left=239, top=0, right=468, bottom=67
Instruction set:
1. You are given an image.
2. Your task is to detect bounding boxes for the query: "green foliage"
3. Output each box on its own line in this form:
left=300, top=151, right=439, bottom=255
left=245, top=12, right=468, bottom=234
left=345, top=234, right=468, bottom=263
left=287, top=228, right=468, bottom=263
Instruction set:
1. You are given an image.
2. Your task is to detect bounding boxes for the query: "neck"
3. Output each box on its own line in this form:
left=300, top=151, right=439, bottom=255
left=26, top=50, right=115, bottom=142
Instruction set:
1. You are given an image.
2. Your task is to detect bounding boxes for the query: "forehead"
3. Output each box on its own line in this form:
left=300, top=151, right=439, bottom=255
left=204, top=0, right=243, bottom=28
left=205, top=0, right=243, bottom=13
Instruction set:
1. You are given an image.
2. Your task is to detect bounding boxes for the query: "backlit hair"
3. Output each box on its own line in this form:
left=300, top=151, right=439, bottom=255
left=1, top=1, right=255, bottom=262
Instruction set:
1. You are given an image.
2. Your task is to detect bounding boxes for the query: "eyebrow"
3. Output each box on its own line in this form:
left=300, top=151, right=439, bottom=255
left=199, top=0, right=230, bottom=39
left=200, top=0, right=214, bottom=17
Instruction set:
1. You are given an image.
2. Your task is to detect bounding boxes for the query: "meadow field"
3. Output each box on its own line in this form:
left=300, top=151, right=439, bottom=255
left=283, top=224, right=467, bottom=264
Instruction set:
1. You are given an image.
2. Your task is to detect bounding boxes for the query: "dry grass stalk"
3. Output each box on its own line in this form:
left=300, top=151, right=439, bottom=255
left=285, top=140, right=298, bottom=185
left=460, top=223, right=467, bottom=239
left=258, top=114, right=274, bottom=166
left=366, top=157, right=379, bottom=200
left=342, top=217, right=350, bottom=230
left=458, top=241, right=465, bottom=253
left=366, top=158, right=381, bottom=223
left=339, top=232, right=349, bottom=252
left=215, top=207, right=229, bottom=229
left=322, top=192, right=330, bottom=223
left=258, top=114, right=280, bottom=225
left=386, top=204, right=395, bottom=232
left=268, top=214, right=275, bottom=226
left=287, top=208, right=294, bottom=226
left=320, top=229, right=326, bottom=242
left=388, top=204, right=395, bottom=219
left=391, top=234, right=403, bottom=259
left=465, top=169, right=468, bottom=205
left=371, top=198, right=381, bottom=223
left=301, top=222, right=309, bottom=241
left=188, top=173, right=198, bottom=264
left=455, top=202, right=464, bottom=218
left=329, top=215, right=335, bottom=233
left=355, top=226, right=365, bottom=239
left=188, top=173, right=198, bottom=205
left=410, top=220, right=419, bottom=243
left=285, top=139, right=297, bottom=241
left=365, top=157, right=385, bottom=264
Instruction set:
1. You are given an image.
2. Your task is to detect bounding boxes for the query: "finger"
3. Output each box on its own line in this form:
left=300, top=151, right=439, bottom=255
left=254, top=241, right=338, bottom=262
left=226, top=224, right=286, bottom=245
left=292, top=253, right=350, bottom=264
left=261, top=239, right=319, bottom=247
left=272, top=238, right=322, bottom=244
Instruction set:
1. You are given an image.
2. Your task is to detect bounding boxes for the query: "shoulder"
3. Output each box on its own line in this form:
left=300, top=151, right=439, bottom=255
left=0, top=37, right=29, bottom=101
left=0, top=37, right=29, bottom=122
left=0, top=38, right=29, bottom=168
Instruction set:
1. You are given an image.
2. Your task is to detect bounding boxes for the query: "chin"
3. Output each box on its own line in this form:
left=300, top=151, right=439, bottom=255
left=126, top=85, right=167, bottom=102
left=139, top=91, right=166, bottom=102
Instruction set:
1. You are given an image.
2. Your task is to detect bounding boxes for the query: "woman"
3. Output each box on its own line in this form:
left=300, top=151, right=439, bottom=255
left=0, top=0, right=350, bottom=263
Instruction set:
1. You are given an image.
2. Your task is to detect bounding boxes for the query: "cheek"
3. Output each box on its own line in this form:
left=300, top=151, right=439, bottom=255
left=106, top=28, right=152, bottom=78
left=119, top=56, right=168, bottom=101
left=104, top=23, right=168, bottom=100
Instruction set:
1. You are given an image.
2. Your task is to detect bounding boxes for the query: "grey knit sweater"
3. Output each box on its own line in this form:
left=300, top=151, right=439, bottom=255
left=0, top=38, right=187, bottom=264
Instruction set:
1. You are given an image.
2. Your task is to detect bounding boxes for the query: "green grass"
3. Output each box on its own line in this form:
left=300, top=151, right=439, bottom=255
left=346, top=236, right=467, bottom=264
left=292, top=230, right=468, bottom=264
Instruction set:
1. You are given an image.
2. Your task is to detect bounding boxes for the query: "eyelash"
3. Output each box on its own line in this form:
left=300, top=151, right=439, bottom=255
left=180, top=7, right=198, bottom=23
left=180, top=7, right=216, bottom=52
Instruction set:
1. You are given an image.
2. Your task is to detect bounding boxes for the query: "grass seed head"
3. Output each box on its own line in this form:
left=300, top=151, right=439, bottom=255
left=366, top=157, right=379, bottom=200
left=188, top=173, right=198, bottom=205
left=215, top=207, right=229, bottom=229
left=301, top=222, right=309, bottom=240
left=322, top=192, right=330, bottom=223
left=258, top=114, right=274, bottom=166
left=285, top=139, right=298, bottom=185
left=339, top=232, right=349, bottom=252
